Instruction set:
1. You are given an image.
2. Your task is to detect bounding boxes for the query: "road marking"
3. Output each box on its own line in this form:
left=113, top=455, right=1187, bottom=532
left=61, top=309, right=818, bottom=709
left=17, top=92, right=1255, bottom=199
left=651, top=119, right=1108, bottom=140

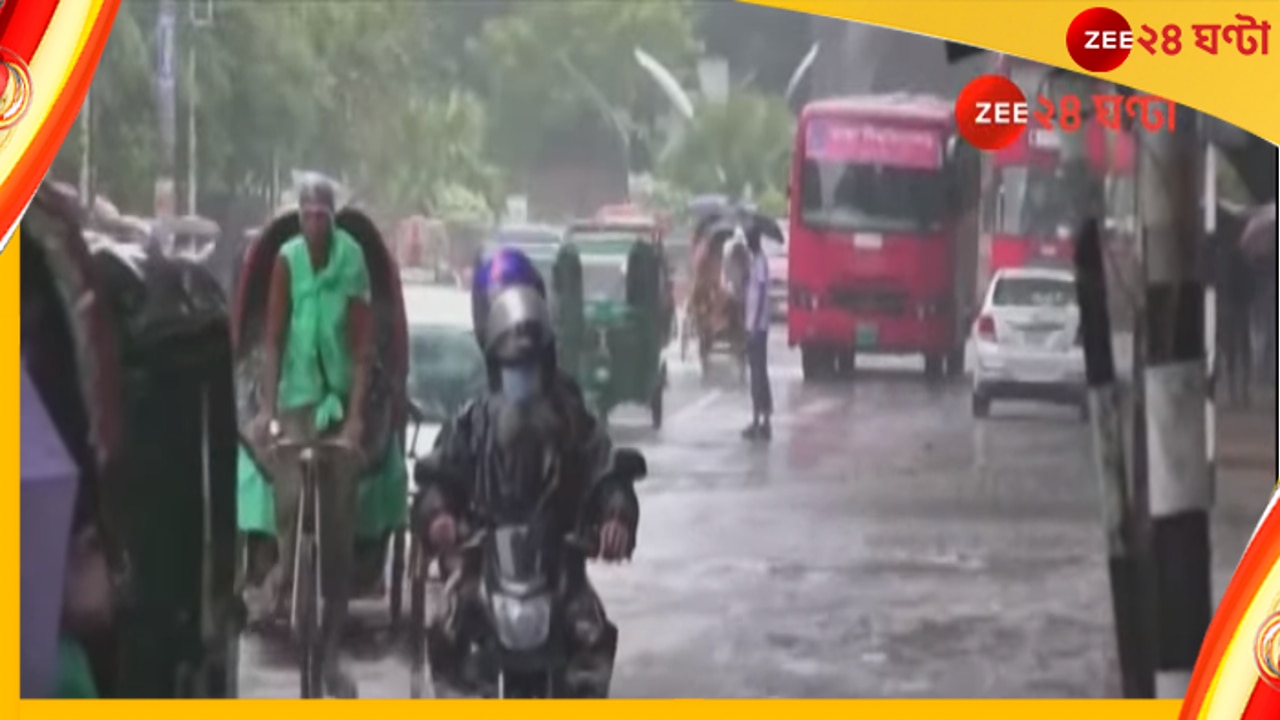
left=666, top=389, right=724, bottom=426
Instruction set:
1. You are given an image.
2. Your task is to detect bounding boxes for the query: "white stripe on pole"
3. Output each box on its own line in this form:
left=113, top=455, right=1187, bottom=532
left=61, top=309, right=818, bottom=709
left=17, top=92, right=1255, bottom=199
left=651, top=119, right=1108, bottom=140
left=1203, top=145, right=1217, bottom=476
left=1156, top=669, right=1193, bottom=700
left=1147, top=362, right=1213, bottom=518
left=1205, top=285, right=1217, bottom=467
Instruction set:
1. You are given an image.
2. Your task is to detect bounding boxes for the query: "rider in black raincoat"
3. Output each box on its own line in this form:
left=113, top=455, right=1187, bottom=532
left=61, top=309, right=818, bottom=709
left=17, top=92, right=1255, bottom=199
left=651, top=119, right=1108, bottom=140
left=412, top=247, right=639, bottom=697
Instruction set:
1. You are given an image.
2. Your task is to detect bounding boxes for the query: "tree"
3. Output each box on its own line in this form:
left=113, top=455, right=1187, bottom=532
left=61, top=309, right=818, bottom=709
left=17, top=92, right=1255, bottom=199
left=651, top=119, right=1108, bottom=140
left=54, top=1, right=704, bottom=220
left=189, top=2, right=330, bottom=200
left=52, top=1, right=159, bottom=212
left=474, top=0, right=698, bottom=175
left=657, top=91, right=793, bottom=201
left=694, top=2, right=813, bottom=96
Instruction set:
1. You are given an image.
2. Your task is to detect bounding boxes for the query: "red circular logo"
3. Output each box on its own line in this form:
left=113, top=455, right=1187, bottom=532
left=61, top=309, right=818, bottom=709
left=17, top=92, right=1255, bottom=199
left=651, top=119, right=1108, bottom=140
left=1066, top=7, right=1133, bottom=72
left=954, top=74, right=1027, bottom=152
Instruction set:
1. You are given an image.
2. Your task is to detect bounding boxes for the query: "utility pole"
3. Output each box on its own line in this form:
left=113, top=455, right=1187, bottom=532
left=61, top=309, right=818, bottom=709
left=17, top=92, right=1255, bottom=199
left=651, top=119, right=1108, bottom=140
left=1201, top=141, right=1217, bottom=505
left=155, top=0, right=178, bottom=246
left=187, top=40, right=197, bottom=216
left=1136, top=102, right=1212, bottom=701
left=78, top=85, right=92, bottom=207
left=186, top=0, right=212, bottom=217
left=1053, top=68, right=1153, bottom=699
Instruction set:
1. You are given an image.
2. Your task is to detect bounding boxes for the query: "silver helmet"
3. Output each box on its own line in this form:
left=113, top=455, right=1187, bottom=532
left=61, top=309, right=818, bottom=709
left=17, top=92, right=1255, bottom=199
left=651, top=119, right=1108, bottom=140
left=484, top=285, right=553, bottom=365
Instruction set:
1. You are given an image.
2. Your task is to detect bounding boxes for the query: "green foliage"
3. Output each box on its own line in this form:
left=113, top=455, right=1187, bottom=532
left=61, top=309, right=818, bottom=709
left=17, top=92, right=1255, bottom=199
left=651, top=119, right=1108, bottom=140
left=657, top=91, right=793, bottom=201
left=757, top=186, right=787, bottom=218
left=53, top=1, right=158, bottom=211
left=435, top=183, right=495, bottom=226
left=474, top=0, right=697, bottom=174
left=59, top=0, right=798, bottom=224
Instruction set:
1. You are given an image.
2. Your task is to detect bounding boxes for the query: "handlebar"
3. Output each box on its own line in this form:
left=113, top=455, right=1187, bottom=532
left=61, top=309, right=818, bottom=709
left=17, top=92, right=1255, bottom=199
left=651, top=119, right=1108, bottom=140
left=454, top=528, right=598, bottom=557
left=407, top=398, right=427, bottom=425
left=270, top=434, right=358, bottom=464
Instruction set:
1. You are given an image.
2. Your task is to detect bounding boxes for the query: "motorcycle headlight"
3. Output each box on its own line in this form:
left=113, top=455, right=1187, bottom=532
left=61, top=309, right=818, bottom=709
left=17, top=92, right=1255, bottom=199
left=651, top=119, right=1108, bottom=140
left=489, top=592, right=553, bottom=651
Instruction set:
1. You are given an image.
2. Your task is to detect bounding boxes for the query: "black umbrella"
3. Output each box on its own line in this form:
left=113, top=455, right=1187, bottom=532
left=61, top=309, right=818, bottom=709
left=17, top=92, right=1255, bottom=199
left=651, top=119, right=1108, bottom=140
left=1241, top=201, right=1276, bottom=258
left=695, top=206, right=785, bottom=246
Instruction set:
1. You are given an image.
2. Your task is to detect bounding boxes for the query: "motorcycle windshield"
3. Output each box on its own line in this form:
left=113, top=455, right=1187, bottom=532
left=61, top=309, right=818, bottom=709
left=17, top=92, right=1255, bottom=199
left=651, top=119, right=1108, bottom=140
left=488, top=524, right=549, bottom=589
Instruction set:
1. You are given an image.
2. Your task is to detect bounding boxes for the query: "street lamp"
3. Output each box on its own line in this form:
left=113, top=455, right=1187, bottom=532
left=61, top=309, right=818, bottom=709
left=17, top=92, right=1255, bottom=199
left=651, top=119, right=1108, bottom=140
left=186, top=0, right=213, bottom=217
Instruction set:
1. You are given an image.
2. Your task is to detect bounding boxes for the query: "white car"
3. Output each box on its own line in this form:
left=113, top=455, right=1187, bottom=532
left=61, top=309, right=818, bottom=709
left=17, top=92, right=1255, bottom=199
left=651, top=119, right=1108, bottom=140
left=970, top=267, right=1086, bottom=419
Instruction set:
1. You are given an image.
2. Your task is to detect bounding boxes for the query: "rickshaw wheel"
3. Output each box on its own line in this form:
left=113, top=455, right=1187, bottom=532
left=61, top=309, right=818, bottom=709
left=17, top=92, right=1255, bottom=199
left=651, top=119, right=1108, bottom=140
left=234, top=532, right=249, bottom=597
left=650, top=366, right=665, bottom=430
left=389, top=528, right=406, bottom=631
left=408, top=542, right=430, bottom=698
left=297, top=540, right=322, bottom=698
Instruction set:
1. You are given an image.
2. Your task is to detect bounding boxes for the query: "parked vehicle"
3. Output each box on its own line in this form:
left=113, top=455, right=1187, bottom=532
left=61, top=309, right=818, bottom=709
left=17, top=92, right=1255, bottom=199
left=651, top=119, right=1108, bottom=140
left=970, top=267, right=1086, bottom=419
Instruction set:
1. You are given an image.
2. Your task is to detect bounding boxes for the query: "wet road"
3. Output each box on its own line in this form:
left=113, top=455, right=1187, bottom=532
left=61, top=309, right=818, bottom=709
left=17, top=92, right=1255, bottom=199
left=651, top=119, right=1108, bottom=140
left=238, top=333, right=1266, bottom=699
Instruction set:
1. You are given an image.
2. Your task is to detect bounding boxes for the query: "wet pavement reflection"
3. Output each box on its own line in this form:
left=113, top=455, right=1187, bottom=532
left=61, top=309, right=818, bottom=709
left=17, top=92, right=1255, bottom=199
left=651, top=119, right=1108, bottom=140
left=239, top=334, right=1275, bottom=698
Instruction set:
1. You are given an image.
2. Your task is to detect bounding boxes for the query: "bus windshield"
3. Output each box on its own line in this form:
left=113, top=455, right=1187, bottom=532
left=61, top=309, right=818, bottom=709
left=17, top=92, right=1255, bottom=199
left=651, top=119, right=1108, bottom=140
left=995, top=165, right=1076, bottom=238
left=799, top=160, right=948, bottom=233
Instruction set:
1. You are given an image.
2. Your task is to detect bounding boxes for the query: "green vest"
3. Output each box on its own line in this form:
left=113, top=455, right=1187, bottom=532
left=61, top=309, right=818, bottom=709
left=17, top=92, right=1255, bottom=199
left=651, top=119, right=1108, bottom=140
left=276, top=228, right=371, bottom=430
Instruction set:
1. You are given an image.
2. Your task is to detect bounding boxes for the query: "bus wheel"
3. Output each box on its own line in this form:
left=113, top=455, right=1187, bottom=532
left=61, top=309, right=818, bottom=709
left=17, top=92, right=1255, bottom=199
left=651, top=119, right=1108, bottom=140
left=801, top=345, right=829, bottom=382
left=834, top=348, right=856, bottom=380
left=924, top=353, right=944, bottom=379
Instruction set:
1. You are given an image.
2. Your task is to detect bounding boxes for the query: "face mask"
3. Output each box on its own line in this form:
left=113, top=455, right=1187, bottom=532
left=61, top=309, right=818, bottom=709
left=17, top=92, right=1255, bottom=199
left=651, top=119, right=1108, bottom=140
left=500, top=365, right=543, bottom=403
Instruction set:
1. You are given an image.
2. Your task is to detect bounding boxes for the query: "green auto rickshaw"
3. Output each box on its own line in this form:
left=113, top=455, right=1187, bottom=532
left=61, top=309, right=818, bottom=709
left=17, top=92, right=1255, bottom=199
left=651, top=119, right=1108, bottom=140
left=553, top=220, right=667, bottom=428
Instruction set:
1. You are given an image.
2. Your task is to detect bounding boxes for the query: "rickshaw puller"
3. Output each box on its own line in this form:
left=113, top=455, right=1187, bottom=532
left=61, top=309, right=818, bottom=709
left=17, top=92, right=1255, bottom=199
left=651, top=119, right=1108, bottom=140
left=255, top=178, right=373, bottom=699
left=413, top=248, right=638, bottom=697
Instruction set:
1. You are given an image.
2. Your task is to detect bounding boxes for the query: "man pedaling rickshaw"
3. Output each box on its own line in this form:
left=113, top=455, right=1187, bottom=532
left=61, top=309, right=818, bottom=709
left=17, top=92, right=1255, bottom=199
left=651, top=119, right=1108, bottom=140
left=251, top=178, right=373, bottom=698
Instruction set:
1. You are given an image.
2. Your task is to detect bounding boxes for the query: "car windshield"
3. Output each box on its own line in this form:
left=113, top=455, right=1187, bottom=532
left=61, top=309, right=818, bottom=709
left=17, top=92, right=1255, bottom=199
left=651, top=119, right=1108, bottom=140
left=492, top=226, right=560, bottom=247
left=579, top=255, right=627, bottom=301
left=800, top=160, right=948, bottom=233
left=996, top=165, right=1076, bottom=238
left=408, top=324, right=486, bottom=422
left=568, top=229, right=648, bottom=254
left=991, top=276, right=1075, bottom=308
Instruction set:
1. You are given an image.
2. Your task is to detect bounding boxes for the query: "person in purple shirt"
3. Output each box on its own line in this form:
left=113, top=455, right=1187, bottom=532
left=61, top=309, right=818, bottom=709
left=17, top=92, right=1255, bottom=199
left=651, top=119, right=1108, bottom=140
left=741, top=225, right=774, bottom=441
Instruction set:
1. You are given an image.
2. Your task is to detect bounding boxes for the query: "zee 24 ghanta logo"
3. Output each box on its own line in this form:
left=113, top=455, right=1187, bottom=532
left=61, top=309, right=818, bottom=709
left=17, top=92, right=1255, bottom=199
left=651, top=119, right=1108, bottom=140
left=953, top=5, right=1268, bottom=151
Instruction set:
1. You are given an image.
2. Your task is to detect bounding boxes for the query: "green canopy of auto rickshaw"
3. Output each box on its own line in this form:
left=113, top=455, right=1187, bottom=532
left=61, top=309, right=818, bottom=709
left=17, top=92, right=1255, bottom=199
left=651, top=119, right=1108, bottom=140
left=554, top=223, right=666, bottom=425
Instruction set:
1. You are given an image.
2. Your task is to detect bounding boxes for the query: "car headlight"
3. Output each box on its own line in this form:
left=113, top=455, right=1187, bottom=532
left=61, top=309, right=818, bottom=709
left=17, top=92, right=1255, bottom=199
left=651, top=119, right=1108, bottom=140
left=488, top=592, right=553, bottom=651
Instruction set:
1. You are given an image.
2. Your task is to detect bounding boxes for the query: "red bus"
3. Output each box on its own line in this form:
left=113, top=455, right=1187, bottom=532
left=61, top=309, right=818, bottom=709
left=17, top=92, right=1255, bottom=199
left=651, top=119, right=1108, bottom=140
left=787, top=94, right=981, bottom=381
left=977, top=57, right=1137, bottom=300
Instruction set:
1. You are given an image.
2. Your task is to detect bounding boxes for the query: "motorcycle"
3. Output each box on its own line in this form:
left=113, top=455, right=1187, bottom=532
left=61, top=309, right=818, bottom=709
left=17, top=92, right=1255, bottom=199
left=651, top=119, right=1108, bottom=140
left=415, top=447, right=646, bottom=698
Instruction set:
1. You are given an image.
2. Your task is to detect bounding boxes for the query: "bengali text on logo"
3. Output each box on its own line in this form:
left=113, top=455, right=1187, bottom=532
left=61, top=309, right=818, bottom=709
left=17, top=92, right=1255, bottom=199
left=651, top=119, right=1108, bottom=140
left=1065, top=6, right=1271, bottom=72
left=953, top=74, right=1175, bottom=152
